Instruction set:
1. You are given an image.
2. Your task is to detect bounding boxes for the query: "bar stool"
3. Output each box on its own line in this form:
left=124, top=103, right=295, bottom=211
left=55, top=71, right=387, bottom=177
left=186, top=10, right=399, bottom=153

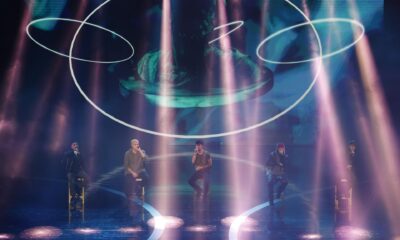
left=135, top=177, right=145, bottom=200
left=335, top=178, right=352, bottom=225
left=68, top=177, right=85, bottom=212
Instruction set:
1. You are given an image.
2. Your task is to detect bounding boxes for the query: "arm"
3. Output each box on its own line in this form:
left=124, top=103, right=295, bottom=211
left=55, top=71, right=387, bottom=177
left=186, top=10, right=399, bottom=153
left=206, top=156, right=212, bottom=168
left=266, top=153, right=274, bottom=173
left=138, top=147, right=146, bottom=159
left=192, top=151, right=197, bottom=165
left=206, top=153, right=212, bottom=168
left=65, top=152, right=73, bottom=173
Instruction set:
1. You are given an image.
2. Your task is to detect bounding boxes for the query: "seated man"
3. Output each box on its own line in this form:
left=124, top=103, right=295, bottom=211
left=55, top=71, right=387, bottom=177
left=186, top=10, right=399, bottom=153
left=188, top=140, right=212, bottom=197
left=266, top=143, right=288, bottom=206
left=124, top=139, right=149, bottom=200
left=64, top=142, right=87, bottom=210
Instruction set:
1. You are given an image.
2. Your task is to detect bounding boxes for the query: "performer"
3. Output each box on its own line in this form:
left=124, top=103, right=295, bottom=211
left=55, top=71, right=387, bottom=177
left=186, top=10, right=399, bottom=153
left=124, top=139, right=148, bottom=201
left=346, top=140, right=359, bottom=190
left=64, top=142, right=87, bottom=210
left=188, top=140, right=212, bottom=196
left=266, top=143, right=288, bottom=206
left=347, top=140, right=357, bottom=173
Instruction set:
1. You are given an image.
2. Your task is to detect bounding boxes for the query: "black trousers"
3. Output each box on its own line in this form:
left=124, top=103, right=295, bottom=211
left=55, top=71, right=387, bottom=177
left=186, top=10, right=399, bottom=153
left=268, top=174, right=288, bottom=202
left=67, top=171, right=87, bottom=196
left=188, top=169, right=210, bottom=194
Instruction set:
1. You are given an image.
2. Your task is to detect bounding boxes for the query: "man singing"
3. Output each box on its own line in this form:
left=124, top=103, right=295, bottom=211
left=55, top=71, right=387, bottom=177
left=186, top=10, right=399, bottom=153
left=266, top=143, right=288, bottom=206
left=124, top=139, right=148, bottom=201
left=188, top=140, right=212, bottom=197
left=65, top=142, right=87, bottom=210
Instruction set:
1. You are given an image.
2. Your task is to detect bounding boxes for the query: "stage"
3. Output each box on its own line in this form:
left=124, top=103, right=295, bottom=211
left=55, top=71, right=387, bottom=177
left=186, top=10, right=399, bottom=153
left=0, top=147, right=392, bottom=239
left=1, top=0, right=400, bottom=239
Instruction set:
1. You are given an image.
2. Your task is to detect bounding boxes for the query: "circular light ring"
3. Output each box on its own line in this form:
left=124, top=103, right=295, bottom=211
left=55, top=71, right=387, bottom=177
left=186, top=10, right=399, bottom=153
left=68, top=0, right=363, bottom=138
left=256, top=18, right=365, bottom=65
left=26, top=17, right=134, bottom=64
left=68, top=1, right=323, bottom=139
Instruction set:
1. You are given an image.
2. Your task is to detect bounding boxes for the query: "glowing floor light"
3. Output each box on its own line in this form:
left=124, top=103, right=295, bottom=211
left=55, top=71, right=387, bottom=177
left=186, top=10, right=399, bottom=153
left=147, top=216, right=184, bottom=229
left=221, top=216, right=258, bottom=228
left=185, top=225, right=216, bottom=232
left=334, top=226, right=372, bottom=239
left=0, top=233, right=14, bottom=239
left=300, top=233, right=323, bottom=239
left=118, top=227, right=143, bottom=233
left=74, top=228, right=100, bottom=235
left=20, top=226, right=62, bottom=239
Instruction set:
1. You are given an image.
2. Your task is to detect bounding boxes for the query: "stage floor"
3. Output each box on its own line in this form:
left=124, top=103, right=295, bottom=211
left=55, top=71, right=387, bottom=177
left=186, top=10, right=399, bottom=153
left=0, top=178, right=391, bottom=240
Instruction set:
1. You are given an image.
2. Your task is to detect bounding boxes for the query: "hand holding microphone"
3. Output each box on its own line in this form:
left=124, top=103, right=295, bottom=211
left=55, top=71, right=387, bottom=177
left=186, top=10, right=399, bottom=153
left=138, top=146, right=146, bottom=157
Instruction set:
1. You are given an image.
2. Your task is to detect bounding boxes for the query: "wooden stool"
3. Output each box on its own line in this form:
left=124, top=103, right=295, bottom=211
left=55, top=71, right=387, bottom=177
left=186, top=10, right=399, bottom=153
left=68, top=177, right=85, bottom=212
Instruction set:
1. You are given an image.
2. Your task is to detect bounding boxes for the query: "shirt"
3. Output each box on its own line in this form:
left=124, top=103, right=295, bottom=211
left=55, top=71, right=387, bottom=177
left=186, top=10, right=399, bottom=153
left=193, top=151, right=211, bottom=168
left=124, top=150, right=146, bottom=175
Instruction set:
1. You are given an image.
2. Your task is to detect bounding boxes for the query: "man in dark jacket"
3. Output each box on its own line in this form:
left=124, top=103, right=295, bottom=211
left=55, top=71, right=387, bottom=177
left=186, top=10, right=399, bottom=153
left=64, top=142, right=87, bottom=209
left=266, top=143, right=288, bottom=205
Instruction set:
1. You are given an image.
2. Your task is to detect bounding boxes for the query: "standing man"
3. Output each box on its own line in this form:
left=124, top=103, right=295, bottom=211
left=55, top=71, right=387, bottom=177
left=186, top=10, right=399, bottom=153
left=124, top=139, right=148, bottom=201
left=266, top=143, right=288, bottom=206
left=65, top=142, right=87, bottom=210
left=188, top=140, right=212, bottom=197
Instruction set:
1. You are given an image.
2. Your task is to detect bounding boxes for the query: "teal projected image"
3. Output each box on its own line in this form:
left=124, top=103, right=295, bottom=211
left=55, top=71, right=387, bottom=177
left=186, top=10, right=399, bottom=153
left=27, top=0, right=383, bottom=141
left=120, top=47, right=272, bottom=108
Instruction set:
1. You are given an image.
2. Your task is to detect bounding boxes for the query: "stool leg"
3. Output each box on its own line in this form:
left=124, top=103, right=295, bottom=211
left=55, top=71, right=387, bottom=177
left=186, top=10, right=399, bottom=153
left=68, top=182, right=72, bottom=211
left=68, top=182, right=72, bottom=223
left=81, top=187, right=85, bottom=211
left=80, top=186, right=85, bottom=222
left=141, top=186, right=145, bottom=221
left=349, top=187, right=353, bottom=221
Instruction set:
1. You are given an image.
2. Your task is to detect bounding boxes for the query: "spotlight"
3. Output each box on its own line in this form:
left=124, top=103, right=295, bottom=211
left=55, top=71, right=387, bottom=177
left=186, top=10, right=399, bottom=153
left=334, top=226, right=372, bottom=239
left=221, top=216, right=258, bottom=228
left=118, top=227, right=143, bottom=233
left=0, top=233, right=14, bottom=239
left=20, top=226, right=62, bottom=239
left=74, top=228, right=100, bottom=235
left=147, top=216, right=184, bottom=229
left=299, top=233, right=323, bottom=239
left=185, top=225, right=216, bottom=232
